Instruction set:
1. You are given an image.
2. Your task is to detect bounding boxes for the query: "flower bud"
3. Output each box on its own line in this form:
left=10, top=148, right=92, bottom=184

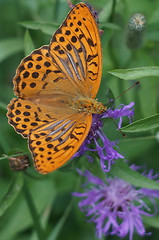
left=126, top=13, right=146, bottom=49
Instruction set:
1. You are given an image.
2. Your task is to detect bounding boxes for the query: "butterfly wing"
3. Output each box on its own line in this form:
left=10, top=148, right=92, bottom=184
left=7, top=97, right=92, bottom=173
left=49, top=2, right=102, bottom=98
left=29, top=114, right=92, bottom=174
left=7, top=96, right=80, bottom=138
left=13, top=45, right=82, bottom=99
left=13, top=3, right=101, bottom=101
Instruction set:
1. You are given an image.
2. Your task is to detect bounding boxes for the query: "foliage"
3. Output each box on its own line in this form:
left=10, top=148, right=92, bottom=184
left=0, top=0, right=159, bottom=239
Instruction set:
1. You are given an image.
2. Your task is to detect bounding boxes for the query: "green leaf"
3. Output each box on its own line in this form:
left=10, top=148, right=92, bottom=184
left=0, top=177, right=56, bottom=240
left=101, top=22, right=121, bottom=30
left=86, top=156, right=106, bottom=181
left=98, top=0, right=113, bottom=22
left=143, top=215, right=159, bottom=228
left=47, top=200, right=73, bottom=240
left=24, top=30, right=35, bottom=56
left=0, top=173, right=23, bottom=217
left=0, top=38, right=24, bottom=63
left=108, top=66, right=159, bottom=80
left=19, top=21, right=58, bottom=35
left=111, top=160, right=159, bottom=190
left=121, top=114, right=159, bottom=132
left=23, top=179, right=45, bottom=240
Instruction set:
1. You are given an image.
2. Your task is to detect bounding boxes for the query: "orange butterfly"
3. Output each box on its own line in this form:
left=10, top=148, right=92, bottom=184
left=7, top=3, right=107, bottom=174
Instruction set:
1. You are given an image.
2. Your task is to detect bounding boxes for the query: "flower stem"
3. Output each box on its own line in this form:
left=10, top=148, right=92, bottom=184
left=108, top=0, right=119, bottom=68
left=23, top=178, right=46, bottom=240
left=47, top=199, right=73, bottom=240
left=109, top=0, right=116, bottom=22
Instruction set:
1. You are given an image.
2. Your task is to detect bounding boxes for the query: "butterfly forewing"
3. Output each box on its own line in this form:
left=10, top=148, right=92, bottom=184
left=49, top=3, right=102, bottom=98
left=13, top=46, right=81, bottom=99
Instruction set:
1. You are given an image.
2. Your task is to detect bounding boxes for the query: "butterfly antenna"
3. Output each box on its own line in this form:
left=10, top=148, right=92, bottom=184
left=105, top=81, right=139, bottom=137
left=105, top=82, right=139, bottom=137
left=105, top=110, right=126, bottom=137
left=114, top=81, right=140, bottom=100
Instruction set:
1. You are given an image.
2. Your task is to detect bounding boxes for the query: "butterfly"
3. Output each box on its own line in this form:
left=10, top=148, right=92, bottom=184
left=7, top=2, right=107, bottom=174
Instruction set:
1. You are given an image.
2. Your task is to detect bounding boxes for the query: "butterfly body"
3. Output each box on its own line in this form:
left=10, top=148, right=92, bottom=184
left=71, top=97, right=107, bottom=114
left=7, top=3, right=103, bottom=174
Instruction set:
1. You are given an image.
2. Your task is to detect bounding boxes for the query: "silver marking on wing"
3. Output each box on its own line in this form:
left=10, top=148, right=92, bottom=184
left=48, top=120, right=73, bottom=136
left=72, top=45, right=85, bottom=80
left=43, top=119, right=65, bottom=131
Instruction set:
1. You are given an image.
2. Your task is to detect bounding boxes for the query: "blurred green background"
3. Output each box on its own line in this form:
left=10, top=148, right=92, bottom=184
left=0, top=0, right=159, bottom=239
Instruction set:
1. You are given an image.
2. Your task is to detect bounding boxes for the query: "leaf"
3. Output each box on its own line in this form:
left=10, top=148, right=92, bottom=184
left=0, top=177, right=56, bottom=240
left=47, top=200, right=73, bottom=240
left=143, top=215, right=159, bottom=228
left=19, top=21, right=58, bottom=35
left=111, top=160, right=159, bottom=190
left=101, top=22, right=121, bottom=30
left=24, top=30, right=35, bottom=56
left=23, top=180, right=45, bottom=240
left=86, top=155, right=106, bottom=181
left=98, top=0, right=113, bottom=22
left=121, top=114, right=159, bottom=132
left=0, top=38, right=24, bottom=63
left=0, top=173, right=23, bottom=217
left=108, top=66, right=159, bottom=80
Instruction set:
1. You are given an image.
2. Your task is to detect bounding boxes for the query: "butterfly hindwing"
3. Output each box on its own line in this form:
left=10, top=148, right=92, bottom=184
left=7, top=98, right=52, bottom=138
left=7, top=95, right=83, bottom=138
left=29, top=114, right=92, bottom=174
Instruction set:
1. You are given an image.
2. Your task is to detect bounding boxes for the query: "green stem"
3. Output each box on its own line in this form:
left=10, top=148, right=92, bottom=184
left=23, top=178, right=46, bottom=240
left=47, top=199, right=73, bottom=240
left=47, top=170, right=83, bottom=240
left=108, top=0, right=126, bottom=101
left=109, top=0, right=116, bottom=22
left=108, top=0, right=119, bottom=69
left=0, top=152, right=29, bottom=161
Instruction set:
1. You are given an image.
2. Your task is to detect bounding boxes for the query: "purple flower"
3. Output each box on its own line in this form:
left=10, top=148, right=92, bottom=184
left=72, top=102, right=134, bottom=172
left=73, top=167, right=159, bottom=240
left=85, top=3, right=99, bottom=23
